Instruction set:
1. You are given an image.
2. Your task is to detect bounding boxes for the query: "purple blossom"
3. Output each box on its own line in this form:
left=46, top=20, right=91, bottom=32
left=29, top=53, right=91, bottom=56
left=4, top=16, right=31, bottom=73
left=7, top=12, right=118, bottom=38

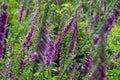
left=104, top=15, right=115, bottom=34
left=100, top=0, right=104, bottom=8
left=109, top=51, right=120, bottom=68
left=69, top=23, right=77, bottom=53
left=1, top=2, right=8, bottom=10
left=56, top=0, right=60, bottom=3
left=1, top=58, right=10, bottom=76
left=54, top=31, right=62, bottom=60
left=45, top=57, right=51, bottom=67
left=77, top=63, right=81, bottom=69
left=98, top=64, right=107, bottom=80
left=89, top=64, right=106, bottom=80
left=8, top=69, right=14, bottom=79
left=90, top=0, right=94, bottom=6
left=0, top=7, right=8, bottom=59
left=92, top=8, right=99, bottom=23
left=114, top=51, right=120, bottom=59
left=82, top=54, right=91, bottom=76
left=22, top=26, right=34, bottom=49
left=67, top=63, right=75, bottom=73
left=29, top=52, right=38, bottom=63
left=19, top=58, right=25, bottom=70
left=18, top=4, right=24, bottom=23
left=64, top=17, right=74, bottom=34
left=26, top=6, right=30, bottom=17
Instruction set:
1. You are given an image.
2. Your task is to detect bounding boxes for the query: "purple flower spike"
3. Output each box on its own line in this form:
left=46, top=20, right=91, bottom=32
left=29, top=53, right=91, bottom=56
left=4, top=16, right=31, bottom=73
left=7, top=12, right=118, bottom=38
left=64, top=17, right=74, bottom=34
left=1, top=2, right=8, bottom=10
left=1, top=58, right=10, bottom=76
left=99, top=64, right=107, bottom=80
left=114, top=51, right=120, bottom=59
left=56, top=0, right=60, bottom=3
left=92, top=8, right=99, bottom=23
left=0, top=6, right=8, bottom=59
left=90, top=0, right=94, bottom=6
left=18, top=4, right=24, bottom=23
left=29, top=52, right=38, bottom=63
left=69, top=23, right=77, bottom=53
left=19, top=58, right=25, bottom=70
left=104, top=15, right=115, bottom=34
left=22, top=26, right=34, bottom=49
left=54, top=31, right=62, bottom=60
left=82, top=54, right=91, bottom=76
left=93, top=36, right=99, bottom=45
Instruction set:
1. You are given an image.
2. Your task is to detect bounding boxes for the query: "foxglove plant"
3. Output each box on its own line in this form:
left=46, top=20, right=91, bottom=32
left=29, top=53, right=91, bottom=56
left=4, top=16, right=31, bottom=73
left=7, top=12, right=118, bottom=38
left=0, top=2, right=8, bottom=59
left=1, top=58, right=10, bottom=76
left=22, top=26, right=34, bottom=49
left=18, top=4, right=24, bottom=23
left=64, top=17, right=74, bottom=34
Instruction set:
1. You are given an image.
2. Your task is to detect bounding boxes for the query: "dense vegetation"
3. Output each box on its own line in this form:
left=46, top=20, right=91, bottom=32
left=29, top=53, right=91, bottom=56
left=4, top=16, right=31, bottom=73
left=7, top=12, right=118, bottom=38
left=0, top=0, right=120, bottom=80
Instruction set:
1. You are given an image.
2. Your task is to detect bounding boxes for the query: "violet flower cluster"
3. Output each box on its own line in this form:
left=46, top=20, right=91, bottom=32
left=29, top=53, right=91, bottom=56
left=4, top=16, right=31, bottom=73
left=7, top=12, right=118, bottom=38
left=64, top=17, right=74, bottom=34
left=22, top=26, right=34, bottom=49
left=45, top=39, right=55, bottom=67
left=40, top=28, right=50, bottom=64
left=90, top=0, right=94, bottom=6
left=81, top=54, right=91, bottom=76
left=109, top=51, right=120, bottom=68
left=92, top=8, right=99, bottom=23
left=69, top=22, right=77, bottom=53
left=1, top=58, right=10, bottom=76
left=100, top=0, right=106, bottom=14
left=54, top=31, right=62, bottom=60
left=0, top=2, right=8, bottom=59
left=89, top=64, right=106, bottom=80
left=29, top=52, right=38, bottom=63
left=19, top=58, right=25, bottom=70
left=18, top=4, right=24, bottom=23
left=93, top=2, right=120, bottom=45
left=56, top=0, right=60, bottom=3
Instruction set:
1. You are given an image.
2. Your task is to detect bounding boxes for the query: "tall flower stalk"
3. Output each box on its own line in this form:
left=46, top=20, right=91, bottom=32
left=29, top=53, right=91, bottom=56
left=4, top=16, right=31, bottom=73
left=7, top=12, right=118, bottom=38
left=18, top=4, right=25, bottom=23
left=0, top=2, right=8, bottom=59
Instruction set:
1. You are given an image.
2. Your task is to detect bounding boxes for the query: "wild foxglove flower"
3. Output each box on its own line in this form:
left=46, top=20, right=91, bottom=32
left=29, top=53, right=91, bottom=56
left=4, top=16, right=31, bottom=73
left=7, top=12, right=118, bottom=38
left=18, top=4, right=24, bottom=23
left=29, top=52, right=38, bottom=63
left=0, top=3, right=8, bottom=59
left=1, top=58, right=10, bottom=76
left=22, top=26, right=34, bottom=49
left=64, top=17, right=74, bottom=34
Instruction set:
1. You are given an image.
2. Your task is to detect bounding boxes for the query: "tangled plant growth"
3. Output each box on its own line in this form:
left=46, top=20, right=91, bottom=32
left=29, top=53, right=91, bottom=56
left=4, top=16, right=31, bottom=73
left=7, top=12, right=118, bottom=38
left=0, top=0, right=120, bottom=80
